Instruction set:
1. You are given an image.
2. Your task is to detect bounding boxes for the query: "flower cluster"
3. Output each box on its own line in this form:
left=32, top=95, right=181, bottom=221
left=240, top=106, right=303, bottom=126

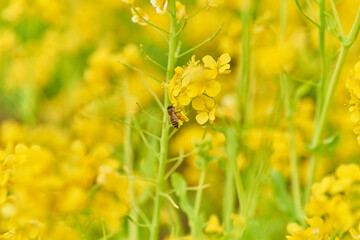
left=287, top=163, right=360, bottom=240
left=168, top=54, right=231, bottom=126
left=0, top=121, right=130, bottom=239
left=346, top=61, right=360, bottom=144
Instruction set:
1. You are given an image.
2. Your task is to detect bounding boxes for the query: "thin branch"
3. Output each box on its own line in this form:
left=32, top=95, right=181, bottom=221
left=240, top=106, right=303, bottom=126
left=140, top=76, right=164, bottom=111
left=114, top=118, right=161, bottom=140
left=167, top=149, right=197, bottom=162
left=175, top=41, right=182, bottom=58
left=329, top=0, right=344, bottom=37
left=295, top=0, right=320, bottom=27
left=174, top=19, right=187, bottom=38
left=168, top=128, right=179, bottom=139
left=118, top=60, right=163, bottom=83
left=166, top=184, right=211, bottom=194
left=140, top=44, right=167, bottom=71
left=165, top=150, right=184, bottom=179
left=133, top=117, right=161, bottom=157
left=136, top=102, right=163, bottom=123
left=131, top=6, right=170, bottom=34
left=186, top=4, right=207, bottom=21
left=127, top=216, right=152, bottom=228
left=133, top=205, right=152, bottom=226
left=288, top=75, right=319, bottom=86
left=160, top=192, right=179, bottom=209
left=176, top=24, right=223, bottom=58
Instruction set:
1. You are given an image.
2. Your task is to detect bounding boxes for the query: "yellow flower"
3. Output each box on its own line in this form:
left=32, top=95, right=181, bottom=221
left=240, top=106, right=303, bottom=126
left=122, top=0, right=135, bottom=4
left=286, top=223, right=311, bottom=240
left=192, top=95, right=217, bottom=125
left=205, top=214, right=223, bottom=234
left=346, top=61, right=360, bottom=98
left=305, top=216, right=332, bottom=236
left=150, top=0, right=168, bottom=14
left=346, top=61, right=360, bottom=144
left=335, top=163, right=360, bottom=182
left=202, top=53, right=231, bottom=79
left=349, top=92, right=360, bottom=122
left=208, top=0, right=224, bottom=7
left=131, top=7, right=149, bottom=26
left=176, top=1, right=186, bottom=19
left=350, top=223, right=360, bottom=239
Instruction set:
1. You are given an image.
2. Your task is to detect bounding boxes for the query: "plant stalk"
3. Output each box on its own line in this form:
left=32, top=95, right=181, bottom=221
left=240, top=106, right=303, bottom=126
left=150, top=1, right=177, bottom=239
left=304, top=6, right=360, bottom=200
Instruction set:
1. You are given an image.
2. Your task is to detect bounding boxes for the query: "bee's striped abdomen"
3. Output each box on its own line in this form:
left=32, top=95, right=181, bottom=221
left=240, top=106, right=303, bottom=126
left=170, top=118, right=179, bottom=128
left=167, top=105, right=179, bottom=129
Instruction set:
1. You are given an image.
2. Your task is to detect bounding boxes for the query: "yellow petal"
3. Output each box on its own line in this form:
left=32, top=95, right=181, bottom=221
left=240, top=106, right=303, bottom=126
left=209, top=108, right=216, bottom=122
left=182, top=75, right=191, bottom=87
left=178, top=92, right=191, bottom=106
left=205, top=80, right=221, bottom=97
left=173, top=84, right=181, bottom=97
left=219, top=53, right=231, bottom=65
left=205, top=214, right=221, bottom=233
left=219, top=64, right=230, bottom=73
left=192, top=96, right=206, bottom=111
left=186, top=84, right=201, bottom=98
left=354, top=126, right=360, bottom=134
left=351, top=111, right=360, bottom=122
left=179, top=111, right=189, bottom=122
left=204, top=69, right=218, bottom=79
left=202, top=55, right=217, bottom=69
left=196, top=112, right=209, bottom=125
left=203, top=95, right=215, bottom=108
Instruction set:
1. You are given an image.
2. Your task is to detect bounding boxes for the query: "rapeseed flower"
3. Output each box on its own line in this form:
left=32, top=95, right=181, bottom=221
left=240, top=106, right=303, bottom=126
left=150, top=0, right=168, bottom=14
left=122, top=0, right=135, bottom=4
left=192, top=95, right=216, bottom=124
left=131, top=7, right=149, bottom=25
left=208, top=0, right=224, bottom=8
left=202, top=53, right=231, bottom=79
left=287, top=163, right=360, bottom=240
left=168, top=54, right=230, bottom=126
left=205, top=214, right=223, bottom=234
left=346, top=62, right=360, bottom=143
left=176, top=1, right=186, bottom=19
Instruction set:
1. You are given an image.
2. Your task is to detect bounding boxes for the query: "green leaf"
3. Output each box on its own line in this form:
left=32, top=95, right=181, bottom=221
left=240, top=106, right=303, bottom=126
left=271, top=170, right=295, bottom=217
left=308, top=133, right=340, bottom=153
left=294, top=83, right=312, bottom=105
left=322, top=134, right=340, bottom=149
left=170, top=173, right=194, bottom=218
left=324, top=12, right=339, bottom=37
left=193, top=139, right=218, bottom=170
left=171, top=173, right=187, bottom=195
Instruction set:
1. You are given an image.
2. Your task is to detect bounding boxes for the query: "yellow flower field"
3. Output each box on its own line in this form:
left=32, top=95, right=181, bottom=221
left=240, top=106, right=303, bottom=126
left=0, top=0, right=360, bottom=239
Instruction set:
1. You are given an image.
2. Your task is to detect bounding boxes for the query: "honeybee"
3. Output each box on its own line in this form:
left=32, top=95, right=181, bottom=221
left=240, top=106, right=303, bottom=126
left=167, top=105, right=180, bottom=129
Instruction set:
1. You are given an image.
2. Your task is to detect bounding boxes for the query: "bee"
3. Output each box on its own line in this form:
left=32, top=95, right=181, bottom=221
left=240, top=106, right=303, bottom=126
left=167, top=105, right=180, bottom=129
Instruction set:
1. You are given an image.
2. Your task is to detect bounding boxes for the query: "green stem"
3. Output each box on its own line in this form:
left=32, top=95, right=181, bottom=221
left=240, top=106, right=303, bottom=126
left=119, top=61, right=162, bottom=83
left=305, top=45, right=349, bottom=202
left=223, top=160, right=235, bottom=232
left=304, top=5, right=360, bottom=207
left=131, top=5, right=171, bottom=35
left=225, top=128, right=246, bottom=217
left=329, top=0, right=344, bottom=37
left=223, top=158, right=235, bottom=233
left=192, top=169, right=206, bottom=239
left=280, top=0, right=287, bottom=40
left=280, top=74, right=305, bottom=226
left=238, top=9, right=252, bottom=128
left=316, top=0, right=326, bottom=118
left=150, top=1, right=177, bottom=239
left=176, top=25, right=223, bottom=58
left=123, top=81, right=137, bottom=239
